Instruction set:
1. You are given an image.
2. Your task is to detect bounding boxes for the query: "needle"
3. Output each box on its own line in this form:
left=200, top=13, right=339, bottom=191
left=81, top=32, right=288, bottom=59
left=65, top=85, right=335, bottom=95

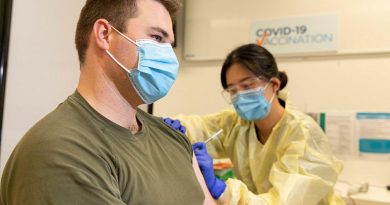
left=204, top=129, right=223, bottom=144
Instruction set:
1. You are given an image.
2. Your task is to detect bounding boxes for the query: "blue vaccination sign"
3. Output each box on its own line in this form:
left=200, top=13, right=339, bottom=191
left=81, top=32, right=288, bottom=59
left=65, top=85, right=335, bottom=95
left=356, top=113, right=390, bottom=155
left=251, top=15, right=338, bottom=55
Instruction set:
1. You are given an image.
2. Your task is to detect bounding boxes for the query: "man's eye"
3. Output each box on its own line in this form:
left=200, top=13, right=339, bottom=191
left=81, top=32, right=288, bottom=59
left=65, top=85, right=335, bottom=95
left=151, top=35, right=162, bottom=42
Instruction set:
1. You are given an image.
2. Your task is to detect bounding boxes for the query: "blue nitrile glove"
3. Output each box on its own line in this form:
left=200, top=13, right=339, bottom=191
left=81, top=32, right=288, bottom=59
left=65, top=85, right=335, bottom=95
left=192, top=142, right=226, bottom=199
left=162, top=117, right=186, bottom=134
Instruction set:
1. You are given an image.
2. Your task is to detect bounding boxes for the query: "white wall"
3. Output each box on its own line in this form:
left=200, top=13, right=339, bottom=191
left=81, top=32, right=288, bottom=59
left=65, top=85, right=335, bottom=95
left=154, top=1, right=390, bottom=188
left=183, top=0, right=390, bottom=61
left=0, top=0, right=84, bottom=172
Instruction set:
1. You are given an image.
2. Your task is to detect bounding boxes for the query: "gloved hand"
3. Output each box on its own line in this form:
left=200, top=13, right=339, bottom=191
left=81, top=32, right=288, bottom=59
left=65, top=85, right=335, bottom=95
left=192, top=142, right=226, bottom=199
left=161, top=117, right=186, bottom=134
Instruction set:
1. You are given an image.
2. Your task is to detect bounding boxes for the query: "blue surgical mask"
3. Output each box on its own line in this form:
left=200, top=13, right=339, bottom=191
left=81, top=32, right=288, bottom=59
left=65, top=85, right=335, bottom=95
left=106, top=26, right=179, bottom=104
left=232, top=83, right=275, bottom=121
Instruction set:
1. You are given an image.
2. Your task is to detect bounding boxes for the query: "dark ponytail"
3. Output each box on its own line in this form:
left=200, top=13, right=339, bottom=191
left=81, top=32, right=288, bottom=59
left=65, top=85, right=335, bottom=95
left=278, top=71, right=288, bottom=90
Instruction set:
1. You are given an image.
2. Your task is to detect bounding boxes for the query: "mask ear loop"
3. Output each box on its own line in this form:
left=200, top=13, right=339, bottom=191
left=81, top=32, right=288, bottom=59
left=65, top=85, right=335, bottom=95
left=260, top=80, right=277, bottom=104
left=105, top=50, right=130, bottom=73
left=105, top=47, right=147, bottom=104
left=110, top=26, right=138, bottom=46
left=267, top=78, right=280, bottom=104
left=269, top=92, right=276, bottom=104
left=105, top=25, right=139, bottom=73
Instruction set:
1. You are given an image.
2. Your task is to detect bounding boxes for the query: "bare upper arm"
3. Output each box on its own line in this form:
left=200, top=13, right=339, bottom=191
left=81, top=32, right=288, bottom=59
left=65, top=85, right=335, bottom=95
left=192, top=153, right=217, bottom=205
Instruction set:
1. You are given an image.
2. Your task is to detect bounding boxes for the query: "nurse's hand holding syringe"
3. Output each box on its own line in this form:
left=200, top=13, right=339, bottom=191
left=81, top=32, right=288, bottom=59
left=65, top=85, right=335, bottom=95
left=193, top=129, right=226, bottom=199
left=161, top=118, right=224, bottom=201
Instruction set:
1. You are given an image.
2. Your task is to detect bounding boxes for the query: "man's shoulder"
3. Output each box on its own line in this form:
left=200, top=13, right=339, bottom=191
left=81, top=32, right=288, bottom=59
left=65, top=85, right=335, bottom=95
left=137, top=108, right=177, bottom=132
left=17, top=96, right=100, bottom=153
left=137, top=109, right=193, bottom=156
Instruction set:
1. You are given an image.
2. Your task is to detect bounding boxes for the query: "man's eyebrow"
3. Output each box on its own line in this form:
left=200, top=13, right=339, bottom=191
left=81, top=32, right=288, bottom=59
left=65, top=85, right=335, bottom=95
left=151, top=27, right=169, bottom=38
left=150, top=27, right=175, bottom=45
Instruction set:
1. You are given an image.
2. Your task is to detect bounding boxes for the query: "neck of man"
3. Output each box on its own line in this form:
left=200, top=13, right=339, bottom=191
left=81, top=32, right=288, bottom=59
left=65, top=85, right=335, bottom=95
left=254, top=99, right=285, bottom=144
left=77, top=60, right=141, bottom=133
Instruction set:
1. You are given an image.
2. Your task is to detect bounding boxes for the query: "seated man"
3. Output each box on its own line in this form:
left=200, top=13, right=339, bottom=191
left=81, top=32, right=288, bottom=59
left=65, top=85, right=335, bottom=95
left=0, top=0, right=215, bottom=204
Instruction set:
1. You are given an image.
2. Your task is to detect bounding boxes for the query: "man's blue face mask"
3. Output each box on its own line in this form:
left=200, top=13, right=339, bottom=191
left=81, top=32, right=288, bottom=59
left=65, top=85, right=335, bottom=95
left=106, top=26, right=179, bottom=104
left=231, top=83, right=275, bottom=121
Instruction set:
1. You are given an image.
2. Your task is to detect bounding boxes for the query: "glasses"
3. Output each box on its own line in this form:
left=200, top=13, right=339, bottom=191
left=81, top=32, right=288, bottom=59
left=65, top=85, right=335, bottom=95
left=221, top=76, right=268, bottom=103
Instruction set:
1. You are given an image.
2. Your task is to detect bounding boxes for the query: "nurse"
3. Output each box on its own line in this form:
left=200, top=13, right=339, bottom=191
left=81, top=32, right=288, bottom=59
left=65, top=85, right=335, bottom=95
left=164, top=44, right=345, bottom=205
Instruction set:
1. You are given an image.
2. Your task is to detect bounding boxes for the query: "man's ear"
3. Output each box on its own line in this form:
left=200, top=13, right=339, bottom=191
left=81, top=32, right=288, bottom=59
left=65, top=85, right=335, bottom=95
left=92, top=19, right=111, bottom=50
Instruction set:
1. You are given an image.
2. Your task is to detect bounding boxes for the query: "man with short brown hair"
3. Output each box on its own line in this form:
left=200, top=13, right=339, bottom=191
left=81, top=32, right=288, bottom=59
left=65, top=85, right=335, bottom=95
left=0, top=0, right=215, bottom=204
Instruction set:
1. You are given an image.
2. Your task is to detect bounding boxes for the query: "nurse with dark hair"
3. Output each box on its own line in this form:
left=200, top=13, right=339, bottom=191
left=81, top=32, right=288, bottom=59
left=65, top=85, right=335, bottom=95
left=164, top=43, right=345, bottom=205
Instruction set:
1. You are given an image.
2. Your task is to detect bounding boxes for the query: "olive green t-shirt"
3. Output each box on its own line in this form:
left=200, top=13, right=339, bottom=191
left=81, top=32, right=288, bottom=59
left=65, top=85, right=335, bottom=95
left=1, top=91, right=204, bottom=205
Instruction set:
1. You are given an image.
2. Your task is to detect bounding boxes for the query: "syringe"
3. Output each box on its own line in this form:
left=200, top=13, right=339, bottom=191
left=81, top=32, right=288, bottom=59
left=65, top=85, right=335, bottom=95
left=204, top=129, right=223, bottom=144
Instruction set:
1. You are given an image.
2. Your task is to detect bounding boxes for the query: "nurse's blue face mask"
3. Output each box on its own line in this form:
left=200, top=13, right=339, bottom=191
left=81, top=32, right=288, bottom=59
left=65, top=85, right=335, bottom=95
left=227, top=79, right=275, bottom=121
left=105, top=26, right=179, bottom=104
